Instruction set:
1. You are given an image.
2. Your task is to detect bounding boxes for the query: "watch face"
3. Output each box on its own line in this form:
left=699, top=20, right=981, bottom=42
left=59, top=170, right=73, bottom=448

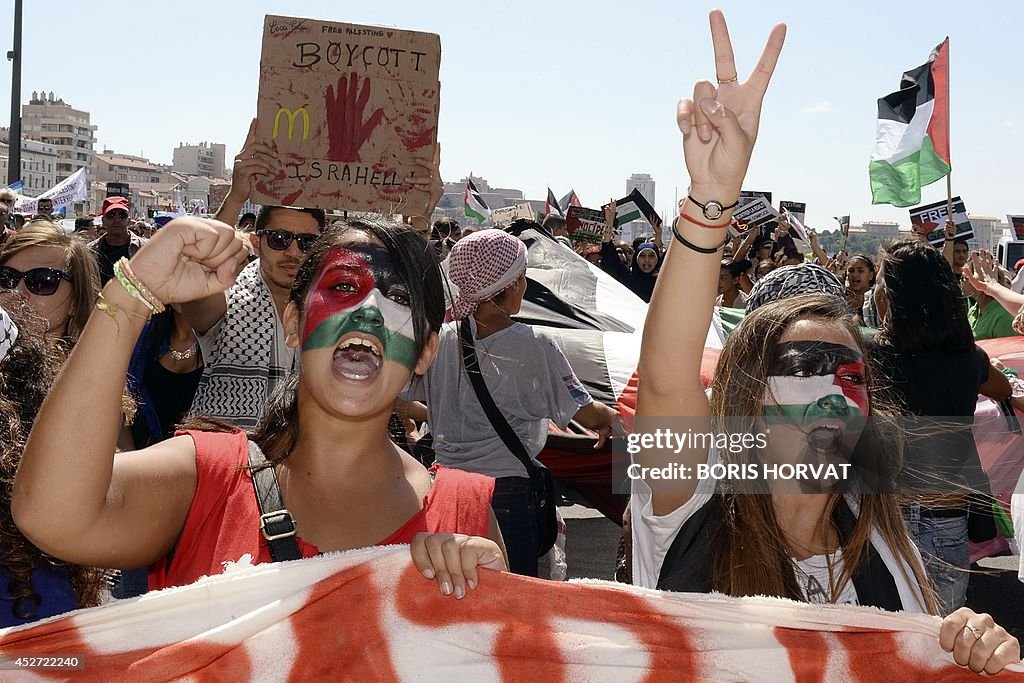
left=704, top=201, right=724, bottom=220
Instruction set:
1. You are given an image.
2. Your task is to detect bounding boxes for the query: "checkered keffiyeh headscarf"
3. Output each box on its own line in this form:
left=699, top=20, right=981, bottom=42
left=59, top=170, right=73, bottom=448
left=448, top=229, right=527, bottom=320
left=745, top=262, right=846, bottom=313
left=0, top=306, right=19, bottom=365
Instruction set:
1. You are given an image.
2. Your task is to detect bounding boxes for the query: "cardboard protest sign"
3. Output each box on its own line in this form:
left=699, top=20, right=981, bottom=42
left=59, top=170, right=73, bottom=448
left=566, top=206, right=606, bottom=243
left=1008, top=215, right=1024, bottom=240
left=253, top=16, right=441, bottom=215
left=779, top=201, right=806, bottom=225
left=603, top=189, right=660, bottom=228
left=908, top=196, right=973, bottom=245
left=492, top=203, right=535, bottom=227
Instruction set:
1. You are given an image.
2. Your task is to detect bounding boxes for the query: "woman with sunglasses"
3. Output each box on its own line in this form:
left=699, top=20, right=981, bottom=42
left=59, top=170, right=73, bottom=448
left=0, top=219, right=100, bottom=345
left=15, top=215, right=507, bottom=600
left=630, top=10, right=1019, bottom=674
left=0, top=300, right=106, bottom=626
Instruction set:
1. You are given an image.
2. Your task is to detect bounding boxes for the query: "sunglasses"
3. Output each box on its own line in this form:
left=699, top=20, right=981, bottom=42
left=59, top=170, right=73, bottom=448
left=0, top=266, right=72, bottom=296
left=257, top=229, right=319, bottom=253
left=105, top=210, right=129, bottom=219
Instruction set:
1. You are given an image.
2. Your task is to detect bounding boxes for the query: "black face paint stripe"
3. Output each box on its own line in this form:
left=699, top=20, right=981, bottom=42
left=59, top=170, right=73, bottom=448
left=770, top=341, right=863, bottom=377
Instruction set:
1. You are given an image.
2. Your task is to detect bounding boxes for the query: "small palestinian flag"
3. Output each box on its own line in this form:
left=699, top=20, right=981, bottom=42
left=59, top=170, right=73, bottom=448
left=869, top=38, right=951, bottom=207
left=546, top=187, right=564, bottom=217
left=560, top=189, right=581, bottom=212
left=464, top=178, right=490, bottom=225
left=834, top=215, right=850, bottom=236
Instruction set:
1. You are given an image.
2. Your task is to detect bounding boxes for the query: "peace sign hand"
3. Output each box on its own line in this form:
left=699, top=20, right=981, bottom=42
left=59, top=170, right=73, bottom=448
left=678, top=11, right=786, bottom=198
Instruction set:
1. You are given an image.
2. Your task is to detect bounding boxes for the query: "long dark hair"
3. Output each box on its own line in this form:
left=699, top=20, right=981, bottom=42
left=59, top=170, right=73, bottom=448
left=0, top=299, right=105, bottom=619
left=708, top=294, right=937, bottom=613
left=250, top=217, right=445, bottom=462
left=874, top=238, right=973, bottom=354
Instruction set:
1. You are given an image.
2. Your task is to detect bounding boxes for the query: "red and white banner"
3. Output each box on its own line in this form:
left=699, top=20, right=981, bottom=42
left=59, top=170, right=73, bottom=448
left=2, top=546, right=1018, bottom=680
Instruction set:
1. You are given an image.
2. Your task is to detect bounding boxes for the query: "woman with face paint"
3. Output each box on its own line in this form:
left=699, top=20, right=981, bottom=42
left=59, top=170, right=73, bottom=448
left=15, top=216, right=508, bottom=600
left=630, top=11, right=1019, bottom=674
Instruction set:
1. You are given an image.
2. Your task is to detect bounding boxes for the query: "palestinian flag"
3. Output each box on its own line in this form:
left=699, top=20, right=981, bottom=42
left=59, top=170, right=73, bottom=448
left=545, top=187, right=564, bottom=217
left=560, top=189, right=581, bottom=213
left=869, top=38, right=951, bottom=207
left=834, top=215, right=850, bottom=236
left=464, top=177, right=490, bottom=224
left=605, top=188, right=660, bottom=228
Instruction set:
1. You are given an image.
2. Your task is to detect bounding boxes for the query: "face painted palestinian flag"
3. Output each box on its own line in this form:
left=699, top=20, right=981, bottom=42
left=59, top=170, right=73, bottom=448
left=869, top=38, right=950, bottom=208
left=303, top=246, right=418, bottom=371
left=763, top=342, right=870, bottom=426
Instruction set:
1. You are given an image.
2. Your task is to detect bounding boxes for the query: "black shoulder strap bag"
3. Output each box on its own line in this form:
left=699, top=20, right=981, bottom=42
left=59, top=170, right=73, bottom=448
left=459, top=318, right=558, bottom=557
left=247, top=439, right=302, bottom=562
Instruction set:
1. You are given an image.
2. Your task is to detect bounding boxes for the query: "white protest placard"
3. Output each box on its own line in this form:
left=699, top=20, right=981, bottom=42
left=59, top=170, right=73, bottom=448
left=732, top=196, right=778, bottom=229
left=492, top=203, right=534, bottom=227
left=908, top=196, right=973, bottom=245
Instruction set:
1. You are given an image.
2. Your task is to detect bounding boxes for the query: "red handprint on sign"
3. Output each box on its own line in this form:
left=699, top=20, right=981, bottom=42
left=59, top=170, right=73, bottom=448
left=325, top=72, right=385, bottom=162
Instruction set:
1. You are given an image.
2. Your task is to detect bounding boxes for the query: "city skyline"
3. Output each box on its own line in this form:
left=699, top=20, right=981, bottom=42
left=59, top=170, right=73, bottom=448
left=1, top=1, right=1022, bottom=231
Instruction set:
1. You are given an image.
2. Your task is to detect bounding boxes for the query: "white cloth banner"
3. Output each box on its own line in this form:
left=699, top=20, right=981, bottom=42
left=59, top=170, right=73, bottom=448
left=12, top=168, right=89, bottom=214
left=1, top=546, right=1019, bottom=680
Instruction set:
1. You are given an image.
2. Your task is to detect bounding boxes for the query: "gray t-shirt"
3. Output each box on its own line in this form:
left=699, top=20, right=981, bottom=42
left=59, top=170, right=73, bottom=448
left=410, top=318, right=592, bottom=478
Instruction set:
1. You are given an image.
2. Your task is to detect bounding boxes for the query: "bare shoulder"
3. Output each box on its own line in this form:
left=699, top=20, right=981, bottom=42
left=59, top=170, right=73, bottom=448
left=113, top=434, right=199, bottom=489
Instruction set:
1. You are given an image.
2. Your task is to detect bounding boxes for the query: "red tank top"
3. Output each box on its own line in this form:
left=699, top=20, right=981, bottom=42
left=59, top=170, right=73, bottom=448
left=149, top=430, right=495, bottom=591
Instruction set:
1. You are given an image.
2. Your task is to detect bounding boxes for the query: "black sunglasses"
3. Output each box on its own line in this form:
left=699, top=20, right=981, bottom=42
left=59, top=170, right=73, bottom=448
left=0, top=265, right=72, bottom=296
left=257, top=229, right=319, bottom=253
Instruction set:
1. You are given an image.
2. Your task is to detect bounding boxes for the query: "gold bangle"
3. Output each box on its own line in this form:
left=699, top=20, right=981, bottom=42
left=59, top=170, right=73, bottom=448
left=96, top=293, right=151, bottom=321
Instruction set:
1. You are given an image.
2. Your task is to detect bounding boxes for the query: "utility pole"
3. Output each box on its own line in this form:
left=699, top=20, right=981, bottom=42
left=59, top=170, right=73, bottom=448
left=6, top=0, right=23, bottom=186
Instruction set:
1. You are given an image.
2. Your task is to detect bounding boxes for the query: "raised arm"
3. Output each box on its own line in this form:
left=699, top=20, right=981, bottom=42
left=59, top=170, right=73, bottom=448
left=806, top=227, right=829, bottom=265
left=635, top=10, right=785, bottom=514
left=182, top=121, right=277, bottom=334
left=964, top=250, right=1024, bottom=322
left=733, top=223, right=759, bottom=262
left=13, top=218, right=249, bottom=568
left=942, top=218, right=956, bottom=269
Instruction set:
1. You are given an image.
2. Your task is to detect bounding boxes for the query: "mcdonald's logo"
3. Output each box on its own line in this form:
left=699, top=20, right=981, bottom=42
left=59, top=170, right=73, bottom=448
left=273, top=106, right=310, bottom=140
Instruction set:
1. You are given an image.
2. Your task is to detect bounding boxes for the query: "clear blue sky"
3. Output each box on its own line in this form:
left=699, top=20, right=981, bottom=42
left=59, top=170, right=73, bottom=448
left=0, top=0, right=1020, bottom=230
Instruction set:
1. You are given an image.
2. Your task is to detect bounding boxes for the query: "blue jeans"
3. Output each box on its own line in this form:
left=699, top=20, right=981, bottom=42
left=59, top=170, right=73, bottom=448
left=491, top=477, right=538, bottom=577
left=903, top=504, right=970, bottom=616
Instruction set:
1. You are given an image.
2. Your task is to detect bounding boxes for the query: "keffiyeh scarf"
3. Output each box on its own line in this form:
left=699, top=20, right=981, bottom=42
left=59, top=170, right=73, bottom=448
left=190, top=260, right=288, bottom=429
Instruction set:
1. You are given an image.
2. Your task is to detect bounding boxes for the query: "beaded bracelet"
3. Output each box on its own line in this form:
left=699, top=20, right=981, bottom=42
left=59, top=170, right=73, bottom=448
left=115, top=258, right=165, bottom=313
left=1013, top=305, right=1024, bottom=336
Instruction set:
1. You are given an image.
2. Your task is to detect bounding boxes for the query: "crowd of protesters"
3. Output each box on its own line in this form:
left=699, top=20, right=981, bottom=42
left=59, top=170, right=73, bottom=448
left=0, top=9, right=1020, bottom=675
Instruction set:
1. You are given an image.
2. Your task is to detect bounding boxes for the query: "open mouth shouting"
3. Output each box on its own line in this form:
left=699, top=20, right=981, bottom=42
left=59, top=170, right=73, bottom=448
left=303, top=245, right=419, bottom=379
left=334, top=333, right=385, bottom=381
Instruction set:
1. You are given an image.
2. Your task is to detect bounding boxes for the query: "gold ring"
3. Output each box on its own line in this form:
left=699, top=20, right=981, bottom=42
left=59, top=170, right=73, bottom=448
left=717, top=75, right=738, bottom=85
left=965, top=625, right=983, bottom=641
